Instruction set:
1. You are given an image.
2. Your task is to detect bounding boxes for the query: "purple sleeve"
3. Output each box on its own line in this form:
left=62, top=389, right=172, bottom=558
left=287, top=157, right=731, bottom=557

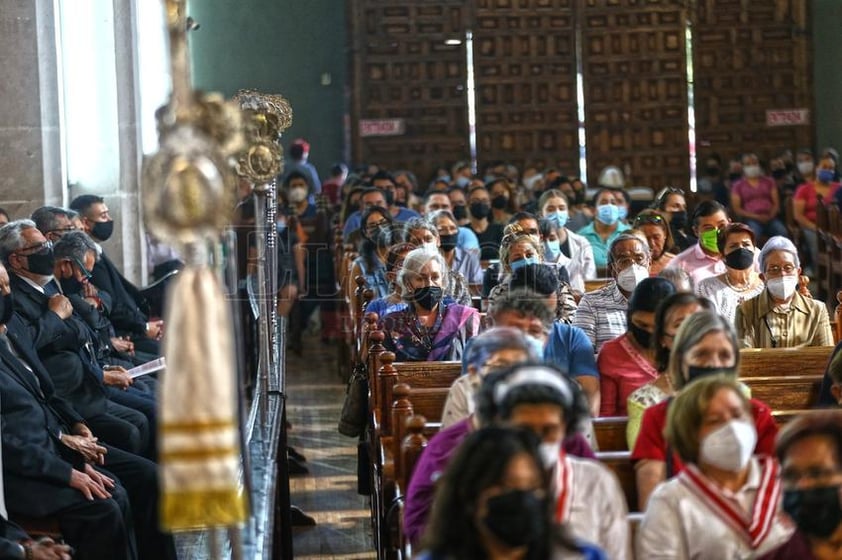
left=563, top=431, right=596, bottom=460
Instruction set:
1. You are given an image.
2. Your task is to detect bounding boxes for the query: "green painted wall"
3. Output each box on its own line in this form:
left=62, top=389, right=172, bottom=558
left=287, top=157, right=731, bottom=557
left=187, top=0, right=347, bottom=179
left=813, top=0, right=842, bottom=152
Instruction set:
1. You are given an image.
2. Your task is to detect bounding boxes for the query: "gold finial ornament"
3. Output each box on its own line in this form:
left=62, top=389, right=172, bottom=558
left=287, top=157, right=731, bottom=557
left=234, top=89, right=293, bottom=185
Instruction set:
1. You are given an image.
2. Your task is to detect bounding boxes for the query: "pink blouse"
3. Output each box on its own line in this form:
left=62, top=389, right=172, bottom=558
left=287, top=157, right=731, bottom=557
left=597, top=333, right=658, bottom=417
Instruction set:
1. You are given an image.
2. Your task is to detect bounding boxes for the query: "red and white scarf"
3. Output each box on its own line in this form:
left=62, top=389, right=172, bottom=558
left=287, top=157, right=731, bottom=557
left=554, top=451, right=574, bottom=523
left=679, top=456, right=781, bottom=549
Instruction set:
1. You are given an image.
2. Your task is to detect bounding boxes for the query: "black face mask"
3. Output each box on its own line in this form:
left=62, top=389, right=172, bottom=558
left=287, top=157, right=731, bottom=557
left=670, top=210, right=688, bottom=229
left=687, top=365, right=735, bottom=383
left=491, top=195, right=508, bottom=210
left=0, top=293, right=14, bottom=326
left=724, top=247, right=754, bottom=271
left=384, top=190, right=395, bottom=207
left=728, top=172, right=742, bottom=182
left=26, top=246, right=55, bottom=276
left=439, top=234, right=458, bottom=252
left=630, top=324, right=652, bottom=349
left=705, top=166, right=720, bottom=177
left=452, top=205, right=468, bottom=221
left=91, top=220, right=114, bottom=241
left=481, top=489, right=544, bottom=548
left=783, top=485, right=842, bottom=539
left=411, top=286, right=443, bottom=310
left=60, top=273, right=86, bottom=296
left=470, top=202, right=491, bottom=219
left=772, top=169, right=787, bottom=179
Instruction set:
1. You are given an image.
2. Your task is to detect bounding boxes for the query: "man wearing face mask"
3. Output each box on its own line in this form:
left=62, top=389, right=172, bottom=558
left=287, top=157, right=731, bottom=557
left=341, top=178, right=420, bottom=242
left=736, top=236, right=832, bottom=348
left=0, top=221, right=151, bottom=458
left=574, top=233, right=650, bottom=352
left=69, top=195, right=163, bottom=357
left=576, top=187, right=631, bottom=269
left=666, top=200, right=731, bottom=285
left=760, top=411, right=842, bottom=560
left=730, top=153, right=789, bottom=240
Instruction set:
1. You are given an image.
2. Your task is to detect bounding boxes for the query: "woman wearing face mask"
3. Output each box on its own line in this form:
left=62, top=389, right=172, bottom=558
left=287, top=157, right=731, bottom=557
left=347, top=207, right=394, bottom=323
left=538, top=189, right=596, bottom=294
left=429, top=210, right=483, bottom=293
left=488, top=179, right=517, bottom=226
left=403, top=217, right=472, bottom=306
left=695, top=223, right=763, bottom=323
left=379, top=247, right=479, bottom=362
left=598, top=278, right=676, bottom=417
left=488, top=225, right=578, bottom=323
left=576, top=188, right=631, bottom=269
left=731, top=153, right=789, bottom=240
left=759, top=411, right=842, bottom=560
left=625, top=293, right=715, bottom=449
left=637, top=375, right=793, bottom=559
left=631, top=311, right=778, bottom=510
left=364, top=242, right=415, bottom=321
left=795, top=155, right=841, bottom=273
left=418, top=425, right=607, bottom=560
left=655, top=187, right=696, bottom=252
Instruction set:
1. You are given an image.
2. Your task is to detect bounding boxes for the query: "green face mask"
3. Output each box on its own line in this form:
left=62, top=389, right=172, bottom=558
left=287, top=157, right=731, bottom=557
left=700, top=228, right=720, bottom=254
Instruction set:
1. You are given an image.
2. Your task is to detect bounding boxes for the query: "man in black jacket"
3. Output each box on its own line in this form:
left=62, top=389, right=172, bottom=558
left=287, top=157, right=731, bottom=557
left=0, top=221, right=149, bottom=457
left=69, top=195, right=162, bottom=356
left=0, top=269, right=175, bottom=559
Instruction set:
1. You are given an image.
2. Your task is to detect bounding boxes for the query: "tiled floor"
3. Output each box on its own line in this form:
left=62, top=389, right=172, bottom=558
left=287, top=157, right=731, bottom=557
left=286, top=333, right=376, bottom=559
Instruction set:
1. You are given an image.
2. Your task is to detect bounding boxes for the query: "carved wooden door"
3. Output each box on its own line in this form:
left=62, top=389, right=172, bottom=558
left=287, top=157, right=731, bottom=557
left=692, top=0, right=813, bottom=163
left=472, top=0, right=581, bottom=176
left=349, top=1, right=470, bottom=183
left=580, top=0, right=690, bottom=189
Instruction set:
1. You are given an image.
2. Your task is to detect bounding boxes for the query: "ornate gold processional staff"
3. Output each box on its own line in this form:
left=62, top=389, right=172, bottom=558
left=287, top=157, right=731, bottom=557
left=142, top=0, right=250, bottom=531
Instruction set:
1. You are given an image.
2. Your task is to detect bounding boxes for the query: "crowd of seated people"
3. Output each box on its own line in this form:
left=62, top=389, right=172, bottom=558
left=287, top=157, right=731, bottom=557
left=319, top=152, right=842, bottom=558
left=0, top=197, right=175, bottom=559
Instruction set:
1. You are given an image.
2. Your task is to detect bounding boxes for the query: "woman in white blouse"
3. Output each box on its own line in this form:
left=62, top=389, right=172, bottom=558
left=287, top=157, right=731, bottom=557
left=637, top=375, right=793, bottom=559
left=695, top=223, right=763, bottom=323
left=537, top=189, right=596, bottom=294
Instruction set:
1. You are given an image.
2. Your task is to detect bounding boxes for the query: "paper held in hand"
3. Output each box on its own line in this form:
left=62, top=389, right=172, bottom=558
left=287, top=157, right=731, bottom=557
left=127, top=357, right=167, bottom=379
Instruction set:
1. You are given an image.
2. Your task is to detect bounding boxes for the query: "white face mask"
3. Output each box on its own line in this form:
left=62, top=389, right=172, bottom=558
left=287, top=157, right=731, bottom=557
left=616, top=263, right=649, bottom=292
left=538, top=441, right=561, bottom=469
left=423, top=241, right=439, bottom=252
left=289, top=186, right=308, bottom=203
left=797, top=161, right=815, bottom=176
left=743, top=165, right=762, bottom=179
left=699, top=419, right=757, bottom=472
left=766, top=275, right=799, bottom=301
left=524, top=334, right=546, bottom=360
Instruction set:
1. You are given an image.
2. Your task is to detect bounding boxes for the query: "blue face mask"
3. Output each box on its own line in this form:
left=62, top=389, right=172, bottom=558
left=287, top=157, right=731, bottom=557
left=617, top=205, right=628, bottom=220
left=510, top=256, right=539, bottom=271
left=544, top=240, right=561, bottom=261
left=455, top=176, right=470, bottom=188
left=546, top=210, right=569, bottom=229
left=596, top=204, right=620, bottom=225
left=818, top=169, right=836, bottom=183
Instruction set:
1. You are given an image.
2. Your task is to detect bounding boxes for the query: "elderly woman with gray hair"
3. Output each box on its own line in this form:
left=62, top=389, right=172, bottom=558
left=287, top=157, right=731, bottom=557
left=735, top=235, right=833, bottom=348
left=379, top=247, right=480, bottom=361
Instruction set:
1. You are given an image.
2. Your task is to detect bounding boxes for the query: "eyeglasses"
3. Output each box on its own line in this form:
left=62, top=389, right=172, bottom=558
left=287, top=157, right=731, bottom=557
left=634, top=214, right=666, bottom=227
left=71, top=257, right=93, bottom=280
left=14, top=241, right=52, bottom=256
left=765, top=264, right=798, bottom=276
left=47, top=227, right=77, bottom=237
left=780, top=467, right=842, bottom=487
left=614, top=255, right=649, bottom=268
left=365, top=219, right=390, bottom=231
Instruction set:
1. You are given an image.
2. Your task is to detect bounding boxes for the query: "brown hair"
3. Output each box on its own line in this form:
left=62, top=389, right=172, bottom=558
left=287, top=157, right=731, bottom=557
left=666, top=375, right=749, bottom=465
left=776, top=410, right=842, bottom=466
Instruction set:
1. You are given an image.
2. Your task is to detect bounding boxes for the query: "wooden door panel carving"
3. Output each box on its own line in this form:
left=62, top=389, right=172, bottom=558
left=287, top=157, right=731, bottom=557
left=350, top=1, right=470, bottom=181
left=692, top=0, right=813, bottom=163
left=581, top=0, right=690, bottom=189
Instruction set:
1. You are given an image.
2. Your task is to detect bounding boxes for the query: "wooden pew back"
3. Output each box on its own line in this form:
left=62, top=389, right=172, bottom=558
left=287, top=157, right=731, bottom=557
left=741, top=375, right=823, bottom=410
left=739, top=346, right=832, bottom=379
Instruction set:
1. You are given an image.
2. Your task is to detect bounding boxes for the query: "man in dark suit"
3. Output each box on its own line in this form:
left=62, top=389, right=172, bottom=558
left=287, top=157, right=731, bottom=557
left=0, top=221, right=149, bottom=457
left=0, top=265, right=176, bottom=559
left=69, top=195, right=162, bottom=356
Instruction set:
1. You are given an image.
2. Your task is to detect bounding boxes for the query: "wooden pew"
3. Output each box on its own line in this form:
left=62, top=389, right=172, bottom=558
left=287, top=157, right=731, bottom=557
left=596, top=451, right=638, bottom=513
left=739, top=346, right=832, bottom=379
left=741, top=375, right=822, bottom=410
left=593, top=416, right=629, bottom=452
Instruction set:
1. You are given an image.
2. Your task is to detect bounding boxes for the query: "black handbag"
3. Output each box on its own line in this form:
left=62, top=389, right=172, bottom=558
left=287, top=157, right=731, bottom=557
left=338, top=363, right=369, bottom=437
